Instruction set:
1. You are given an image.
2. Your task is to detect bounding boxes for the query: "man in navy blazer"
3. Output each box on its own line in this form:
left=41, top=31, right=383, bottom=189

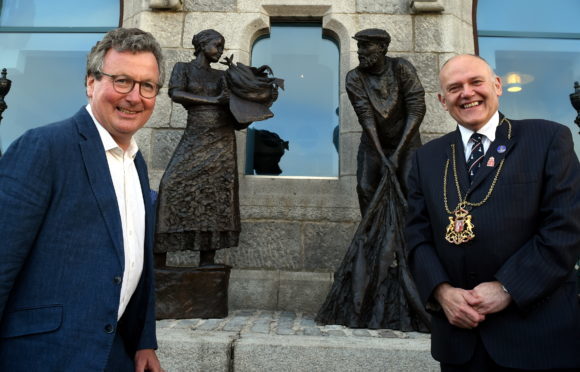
left=0, top=28, right=164, bottom=371
left=406, top=54, right=580, bottom=371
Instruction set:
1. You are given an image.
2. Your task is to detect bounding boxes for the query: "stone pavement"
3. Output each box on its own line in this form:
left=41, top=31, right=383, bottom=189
left=156, top=310, right=438, bottom=372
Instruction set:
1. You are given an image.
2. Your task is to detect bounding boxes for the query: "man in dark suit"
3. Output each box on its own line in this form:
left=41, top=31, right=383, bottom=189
left=0, top=28, right=164, bottom=371
left=406, top=54, right=580, bottom=371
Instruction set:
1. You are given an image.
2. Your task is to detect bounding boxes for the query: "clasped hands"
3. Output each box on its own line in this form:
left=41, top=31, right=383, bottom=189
left=434, top=281, right=512, bottom=329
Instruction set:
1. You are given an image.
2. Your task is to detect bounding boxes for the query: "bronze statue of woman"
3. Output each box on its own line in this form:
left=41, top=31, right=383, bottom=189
left=155, top=29, right=240, bottom=267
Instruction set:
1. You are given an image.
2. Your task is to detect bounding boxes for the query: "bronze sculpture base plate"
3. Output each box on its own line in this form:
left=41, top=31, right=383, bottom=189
left=155, top=265, right=231, bottom=319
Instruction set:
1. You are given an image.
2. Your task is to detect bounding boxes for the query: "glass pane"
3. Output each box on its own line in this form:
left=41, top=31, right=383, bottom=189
left=246, top=24, right=340, bottom=177
left=479, top=37, right=580, bottom=157
left=0, top=33, right=105, bottom=152
left=0, top=0, right=119, bottom=28
left=477, top=0, right=580, bottom=35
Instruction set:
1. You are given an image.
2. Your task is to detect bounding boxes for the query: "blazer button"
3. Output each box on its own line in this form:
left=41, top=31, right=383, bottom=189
left=104, top=324, right=115, bottom=334
left=114, top=276, right=122, bottom=284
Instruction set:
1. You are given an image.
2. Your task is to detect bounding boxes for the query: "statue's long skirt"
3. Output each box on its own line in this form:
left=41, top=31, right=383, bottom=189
left=155, top=106, right=240, bottom=252
left=316, top=171, right=430, bottom=331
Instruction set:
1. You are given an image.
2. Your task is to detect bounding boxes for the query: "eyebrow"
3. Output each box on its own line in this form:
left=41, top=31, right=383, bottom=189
left=444, top=75, right=487, bottom=89
left=106, top=72, right=158, bottom=84
left=469, top=75, right=486, bottom=81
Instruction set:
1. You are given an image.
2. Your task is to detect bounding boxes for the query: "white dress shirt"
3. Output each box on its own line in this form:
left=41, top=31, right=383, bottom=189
left=86, top=104, right=145, bottom=320
left=458, top=111, right=500, bottom=160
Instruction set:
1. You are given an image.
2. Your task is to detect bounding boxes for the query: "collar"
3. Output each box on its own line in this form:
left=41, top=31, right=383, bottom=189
left=458, top=111, right=499, bottom=148
left=85, top=104, right=139, bottom=158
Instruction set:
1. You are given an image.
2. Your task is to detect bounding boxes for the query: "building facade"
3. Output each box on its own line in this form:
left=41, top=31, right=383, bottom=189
left=2, top=0, right=578, bottom=311
left=119, top=0, right=473, bottom=310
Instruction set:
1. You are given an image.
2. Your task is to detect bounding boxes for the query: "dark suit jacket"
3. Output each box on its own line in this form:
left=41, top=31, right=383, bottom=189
left=406, top=116, right=580, bottom=369
left=0, top=107, right=157, bottom=370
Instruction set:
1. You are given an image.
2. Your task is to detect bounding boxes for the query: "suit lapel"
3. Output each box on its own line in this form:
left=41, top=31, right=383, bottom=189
left=444, top=130, right=469, bottom=209
left=452, top=128, right=470, bottom=195
left=75, top=108, right=124, bottom=267
left=134, top=152, right=153, bottom=250
left=467, top=115, right=515, bottom=195
left=133, top=152, right=153, bottom=294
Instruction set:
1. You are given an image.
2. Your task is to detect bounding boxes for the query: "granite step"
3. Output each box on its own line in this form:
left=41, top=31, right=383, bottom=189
left=156, top=309, right=438, bottom=372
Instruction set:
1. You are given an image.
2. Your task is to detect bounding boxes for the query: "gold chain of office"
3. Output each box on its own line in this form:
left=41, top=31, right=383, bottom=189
left=443, top=117, right=512, bottom=244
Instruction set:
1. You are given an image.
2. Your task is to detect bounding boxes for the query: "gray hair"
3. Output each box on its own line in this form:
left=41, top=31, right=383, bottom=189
left=86, top=28, right=165, bottom=86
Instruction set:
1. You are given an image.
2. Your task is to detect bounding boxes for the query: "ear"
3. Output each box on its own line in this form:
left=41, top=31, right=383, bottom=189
left=86, top=75, right=95, bottom=98
left=437, top=93, right=448, bottom=111
left=494, top=75, right=503, bottom=97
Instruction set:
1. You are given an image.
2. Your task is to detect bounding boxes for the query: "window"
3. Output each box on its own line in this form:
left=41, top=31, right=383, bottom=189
left=0, top=0, right=120, bottom=152
left=245, top=23, right=340, bottom=177
left=477, top=0, right=580, bottom=157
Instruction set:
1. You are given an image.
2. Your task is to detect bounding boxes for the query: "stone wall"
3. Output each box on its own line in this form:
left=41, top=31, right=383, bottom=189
left=122, top=0, right=474, bottom=273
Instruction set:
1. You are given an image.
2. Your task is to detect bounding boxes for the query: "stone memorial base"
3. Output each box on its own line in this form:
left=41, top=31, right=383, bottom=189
left=155, top=265, right=231, bottom=319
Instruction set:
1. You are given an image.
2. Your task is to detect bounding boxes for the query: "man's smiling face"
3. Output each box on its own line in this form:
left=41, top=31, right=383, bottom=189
left=86, top=49, right=159, bottom=149
left=438, top=55, right=502, bottom=131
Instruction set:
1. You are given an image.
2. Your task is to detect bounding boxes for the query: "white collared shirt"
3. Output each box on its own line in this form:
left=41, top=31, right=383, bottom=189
left=86, top=104, right=145, bottom=320
left=458, top=111, right=499, bottom=161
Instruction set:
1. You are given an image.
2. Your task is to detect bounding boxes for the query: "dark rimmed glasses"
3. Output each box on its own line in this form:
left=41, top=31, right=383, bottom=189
left=97, top=71, right=161, bottom=98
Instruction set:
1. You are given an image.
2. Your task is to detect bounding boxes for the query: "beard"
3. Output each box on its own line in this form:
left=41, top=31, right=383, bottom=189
left=358, top=51, right=383, bottom=70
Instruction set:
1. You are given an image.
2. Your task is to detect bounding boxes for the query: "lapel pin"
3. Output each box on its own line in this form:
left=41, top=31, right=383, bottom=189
left=487, top=156, right=495, bottom=167
left=497, top=145, right=506, bottom=153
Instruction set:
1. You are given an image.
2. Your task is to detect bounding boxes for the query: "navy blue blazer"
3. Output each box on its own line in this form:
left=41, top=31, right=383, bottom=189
left=406, top=117, right=580, bottom=369
left=0, top=107, right=157, bottom=370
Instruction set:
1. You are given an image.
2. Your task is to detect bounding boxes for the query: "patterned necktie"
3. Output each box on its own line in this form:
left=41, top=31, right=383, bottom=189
left=467, top=133, right=484, bottom=182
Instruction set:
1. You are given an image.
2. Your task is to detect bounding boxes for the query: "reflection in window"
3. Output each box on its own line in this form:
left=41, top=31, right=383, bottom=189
left=477, top=0, right=580, bottom=157
left=245, top=24, right=340, bottom=177
left=247, top=128, right=289, bottom=175
left=0, top=34, right=108, bottom=150
left=0, top=0, right=118, bottom=28
left=0, top=1, right=119, bottom=152
left=477, top=0, right=579, bottom=35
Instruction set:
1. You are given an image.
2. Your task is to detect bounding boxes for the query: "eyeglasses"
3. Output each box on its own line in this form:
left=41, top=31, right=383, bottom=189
left=97, top=71, right=160, bottom=98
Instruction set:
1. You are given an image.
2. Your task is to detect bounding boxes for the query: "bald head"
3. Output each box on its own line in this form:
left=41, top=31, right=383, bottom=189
left=439, top=54, right=496, bottom=92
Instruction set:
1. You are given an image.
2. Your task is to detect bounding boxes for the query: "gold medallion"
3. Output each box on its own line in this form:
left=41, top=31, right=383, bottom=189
left=442, top=118, right=512, bottom=245
left=445, top=207, right=475, bottom=245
